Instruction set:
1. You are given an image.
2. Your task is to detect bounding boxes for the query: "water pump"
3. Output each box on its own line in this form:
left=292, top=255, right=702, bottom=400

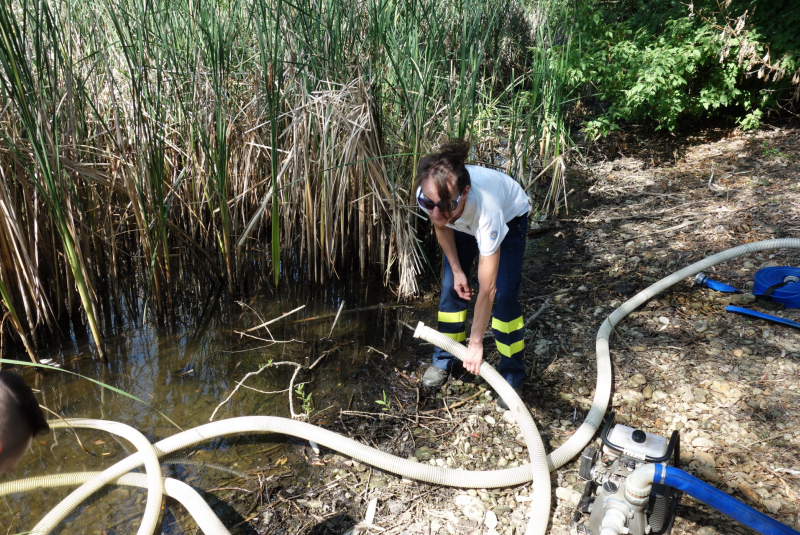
left=571, top=413, right=681, bottom=535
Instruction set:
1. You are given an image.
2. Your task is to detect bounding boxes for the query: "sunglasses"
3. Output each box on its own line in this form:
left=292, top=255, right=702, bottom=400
left=416, top=186, right=463, bottom=213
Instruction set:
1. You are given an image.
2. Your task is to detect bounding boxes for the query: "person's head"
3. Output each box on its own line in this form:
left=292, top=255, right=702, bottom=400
left=0, top=371, right=49, bottom=474
left=415, top=139, right=472, bottom=225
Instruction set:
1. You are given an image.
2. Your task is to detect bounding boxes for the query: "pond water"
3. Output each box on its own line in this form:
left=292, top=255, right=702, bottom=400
left=1, top=275, right=431, bottom=534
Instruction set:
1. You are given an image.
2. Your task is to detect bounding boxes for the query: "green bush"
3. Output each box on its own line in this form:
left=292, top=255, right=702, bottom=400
left=571, top=0, right=800, bottom=135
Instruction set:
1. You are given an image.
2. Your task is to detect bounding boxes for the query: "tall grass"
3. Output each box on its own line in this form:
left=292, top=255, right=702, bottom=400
left=0, top=0, right=576, bottom=358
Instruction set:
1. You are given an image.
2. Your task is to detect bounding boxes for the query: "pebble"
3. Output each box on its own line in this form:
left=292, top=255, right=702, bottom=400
left=691, top=437, right=715, bottom=448
left=555, top=487, right=581, bottom=507
left=730, top=293, right=756, bottom=305
left=455, top=494, right=478, bottom=507
left=484, top=510, right=498, bottom=529
left=462, top=502, right=485, bottom=522
left=629, top=374, right=647, bottom=388
left=694, top=320, right=709, bottom=332
left=388, top=500, right=405, bottom=515
left=484, top=415, right=496, bottom=426
left=415, top=447, right=436, bottom=461
left=658, top=316, right=669, bottom=325
left=502, top=411, right=516, bottom=424
left=693, top=451, right=716, bottom=468
left=764, top=499, right=782, bottom=514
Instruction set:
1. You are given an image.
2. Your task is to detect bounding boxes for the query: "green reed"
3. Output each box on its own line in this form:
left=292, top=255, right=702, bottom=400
left=0, top=0, right=577, bottom=358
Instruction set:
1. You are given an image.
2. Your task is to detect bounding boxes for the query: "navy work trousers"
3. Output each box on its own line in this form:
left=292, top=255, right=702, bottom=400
left=432, top=214, right=528, bottom=388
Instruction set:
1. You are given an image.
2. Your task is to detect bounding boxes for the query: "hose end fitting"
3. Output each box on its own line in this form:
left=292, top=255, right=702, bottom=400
left=413, top=321, right=425, bottom=339
left=694, top=272, right=709, bottom=285
left=625, top=463, right=657, bottom=509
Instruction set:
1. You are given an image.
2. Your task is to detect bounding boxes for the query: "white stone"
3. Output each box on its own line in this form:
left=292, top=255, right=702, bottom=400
left=462, top=502, right=485, bottom=522
left=556, top=487, right=582, bottom=507
left=484, top=510, right=498, bottom=529
left=484, top=415, right=496, bottom=426
left=765, top=499, right=781, bottom=514
left=692, top=437, right=715, bottom=448
left=454, top=494, right=476, bottom=507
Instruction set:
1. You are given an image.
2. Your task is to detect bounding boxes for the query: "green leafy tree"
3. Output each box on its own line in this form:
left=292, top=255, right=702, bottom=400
left=571, top=0, right=800, bottom=134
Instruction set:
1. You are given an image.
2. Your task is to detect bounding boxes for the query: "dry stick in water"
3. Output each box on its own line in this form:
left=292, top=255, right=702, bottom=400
left=328, top=301, right=345, bottom=340
left=210, top=360, right=307, bottom=421
left=290, top=304, right=409, bottom=324
left=209, top=364, right=271, bottom=421
left=246, top=305, right=306, bottom=332
left=39, top=405, right=90, bottom=453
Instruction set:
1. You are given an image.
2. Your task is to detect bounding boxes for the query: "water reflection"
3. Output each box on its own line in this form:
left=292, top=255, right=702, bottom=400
left=1, top=275, right=425, bottom=534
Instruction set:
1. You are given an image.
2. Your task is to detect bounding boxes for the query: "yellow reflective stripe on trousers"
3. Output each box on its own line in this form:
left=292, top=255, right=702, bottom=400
left=443, top=331, right=466, bottom=342
left=439, top=310, right=467, bottom=323
left=491, top=316, right=524, bottom=334
left=496, top=339, right=524, bottom=357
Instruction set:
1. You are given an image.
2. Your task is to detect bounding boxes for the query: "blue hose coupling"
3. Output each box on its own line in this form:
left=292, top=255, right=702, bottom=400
left=694, top=272, right=743, bottom=294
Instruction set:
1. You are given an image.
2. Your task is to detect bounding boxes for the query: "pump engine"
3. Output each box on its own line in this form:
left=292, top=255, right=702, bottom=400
left=571, top=413, right=681, bottom=535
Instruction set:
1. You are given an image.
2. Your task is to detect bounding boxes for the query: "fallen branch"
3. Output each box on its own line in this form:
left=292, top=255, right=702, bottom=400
left=246, top=305, right=306, bottom=332
left=210, top=360, right=305, bottom=421
left=327, top=301, right=345, bottom=340
left=420, top=387, right=487, bottom=415
left=209, top=364, right=271, bottom=421
left=290, top=304, right=410, bottom=324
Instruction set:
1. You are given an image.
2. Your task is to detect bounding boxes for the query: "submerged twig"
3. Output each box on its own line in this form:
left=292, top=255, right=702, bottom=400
left=327, top=301, right=345, bottom=340
left=40, top=405, right=90, bottom=454
left=246, top=305, right=306, bottom=332
left=291, top=304, right=409, bottom=324
left=209, top=364, right=271, bottom=421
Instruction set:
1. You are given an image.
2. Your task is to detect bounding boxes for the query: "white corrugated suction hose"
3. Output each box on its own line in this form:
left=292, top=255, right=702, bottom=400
left=35, top=420, right=164, bottom=535
left=412, top=322, right=552, bottom=535
left=549, top=238, right=800, bottom=470
left=0, top=472, right=230, bottom=535
left=13, top=239, right=799, bottom=535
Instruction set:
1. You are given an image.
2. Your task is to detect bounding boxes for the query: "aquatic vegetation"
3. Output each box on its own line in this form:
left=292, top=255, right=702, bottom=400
left=0, top=0, right=576, bottom=357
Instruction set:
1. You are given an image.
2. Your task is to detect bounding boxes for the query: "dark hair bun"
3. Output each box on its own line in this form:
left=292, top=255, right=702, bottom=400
left=436, top=139, right=470, bottom=162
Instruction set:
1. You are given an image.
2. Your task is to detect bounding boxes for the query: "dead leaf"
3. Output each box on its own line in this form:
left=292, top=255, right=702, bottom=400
left=737, top=482, right=761, bottom=505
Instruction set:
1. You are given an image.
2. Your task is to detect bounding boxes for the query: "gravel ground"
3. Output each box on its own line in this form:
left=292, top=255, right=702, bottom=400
left=245, top=124, right=800, bottom=535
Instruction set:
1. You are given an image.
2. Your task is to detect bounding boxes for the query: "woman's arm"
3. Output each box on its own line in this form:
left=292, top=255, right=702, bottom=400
left=433, top=223, right=474, bottom=300
left=463, top=249, right=500, bottom=374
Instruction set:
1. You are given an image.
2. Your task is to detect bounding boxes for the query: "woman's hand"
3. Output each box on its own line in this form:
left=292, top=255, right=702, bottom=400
left=463, top=340, right=483, bottom=375
left=453, top=270, right=474, bottom=300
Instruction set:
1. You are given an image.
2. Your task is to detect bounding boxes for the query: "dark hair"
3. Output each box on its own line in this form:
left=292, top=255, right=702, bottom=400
left=415, top=139, right=471, bottom=214
left=0, top=371, right=50, bottom=439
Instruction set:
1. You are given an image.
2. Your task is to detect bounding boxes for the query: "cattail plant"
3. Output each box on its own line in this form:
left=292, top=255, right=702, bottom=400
left=0, top=0, right=577, bottom=359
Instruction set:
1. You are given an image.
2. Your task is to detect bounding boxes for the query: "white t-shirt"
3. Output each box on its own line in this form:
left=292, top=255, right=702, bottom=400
left=429, top=165, right=530, bottom=256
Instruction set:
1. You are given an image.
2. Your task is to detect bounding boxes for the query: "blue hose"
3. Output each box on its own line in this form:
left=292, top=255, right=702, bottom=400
left=726, top=306, right=800, bottom=331
left=655, top=465, right=800, bottom=535
left=753, top=267, right=800, bottom=308
left=694, top=272, right=743, bottom=293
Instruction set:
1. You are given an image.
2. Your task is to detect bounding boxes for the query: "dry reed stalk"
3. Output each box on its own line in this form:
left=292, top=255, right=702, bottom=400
left=0, top=0, right=573, bottom=354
